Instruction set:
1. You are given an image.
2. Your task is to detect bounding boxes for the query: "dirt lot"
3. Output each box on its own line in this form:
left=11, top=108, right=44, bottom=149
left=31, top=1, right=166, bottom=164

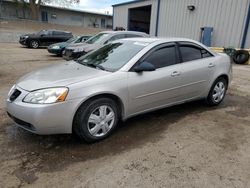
left=0, top=43, right=250, bottom=188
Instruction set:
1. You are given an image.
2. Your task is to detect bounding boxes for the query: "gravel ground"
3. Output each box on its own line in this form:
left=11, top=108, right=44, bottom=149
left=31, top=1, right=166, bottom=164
left=0, top=43, right=250, bottom=188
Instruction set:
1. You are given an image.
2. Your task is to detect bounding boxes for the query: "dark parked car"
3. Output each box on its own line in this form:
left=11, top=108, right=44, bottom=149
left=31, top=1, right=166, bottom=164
left=47, top=35, right=91, bottom=56
left=62, top=31, right=149, bottom=60
left=19, top=30, right=73, bottom=49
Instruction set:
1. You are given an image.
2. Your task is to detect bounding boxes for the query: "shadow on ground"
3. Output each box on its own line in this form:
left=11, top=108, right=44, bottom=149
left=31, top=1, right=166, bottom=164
left=1, top=94, right=249, bottom=184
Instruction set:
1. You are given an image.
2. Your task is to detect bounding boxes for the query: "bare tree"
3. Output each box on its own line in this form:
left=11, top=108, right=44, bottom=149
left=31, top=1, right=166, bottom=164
left=15, top=0, right=79, bottom=20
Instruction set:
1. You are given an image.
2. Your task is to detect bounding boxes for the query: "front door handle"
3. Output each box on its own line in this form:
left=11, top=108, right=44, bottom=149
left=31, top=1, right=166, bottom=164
left=208, top=63, right=215, bottom=68
left=171, top=71, right=181, bottom=77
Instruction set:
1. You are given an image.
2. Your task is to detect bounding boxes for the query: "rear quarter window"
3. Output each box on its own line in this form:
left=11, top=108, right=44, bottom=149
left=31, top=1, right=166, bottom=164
left=179, top=42, right=213, bottom=62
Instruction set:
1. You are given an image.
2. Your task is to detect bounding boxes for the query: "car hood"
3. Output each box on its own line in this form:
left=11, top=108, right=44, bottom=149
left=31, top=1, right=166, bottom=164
left=17, top=61, right=110, bottom=91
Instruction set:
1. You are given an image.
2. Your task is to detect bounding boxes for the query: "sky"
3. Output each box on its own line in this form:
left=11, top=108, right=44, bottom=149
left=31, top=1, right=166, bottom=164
left=72, top=0, right=133, bottom=15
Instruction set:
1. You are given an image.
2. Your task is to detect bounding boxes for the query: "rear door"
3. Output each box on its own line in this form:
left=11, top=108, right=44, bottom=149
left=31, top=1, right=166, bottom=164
left=177, top=42, right=215, bottom=100
left=39, top=30, right=53, bottom=46
left=127, top=43, right=183, bottom=115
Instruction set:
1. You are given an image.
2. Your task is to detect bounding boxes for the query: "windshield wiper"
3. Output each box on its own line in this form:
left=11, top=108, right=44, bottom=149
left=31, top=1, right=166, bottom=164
left=86, top=63, right=106, bottom=71
left=76, top=60, right=107, bottom=71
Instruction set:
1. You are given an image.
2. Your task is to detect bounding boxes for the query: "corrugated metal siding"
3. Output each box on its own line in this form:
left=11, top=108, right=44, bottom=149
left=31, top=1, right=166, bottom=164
left=246, top=24, right=250, bottom=48
left=113, top=0, right=158, bottom=35
left=158, top=0, right=250, bottom=47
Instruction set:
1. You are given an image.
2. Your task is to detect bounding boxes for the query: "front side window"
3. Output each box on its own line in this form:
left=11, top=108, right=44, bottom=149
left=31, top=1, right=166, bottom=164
left=143, top=45, right=177, bottom=69
left=85, top=33, right=109, bottom=44
left=179, top=42, right=213, bottom=62
left=77, top=41, right=147, bottom=71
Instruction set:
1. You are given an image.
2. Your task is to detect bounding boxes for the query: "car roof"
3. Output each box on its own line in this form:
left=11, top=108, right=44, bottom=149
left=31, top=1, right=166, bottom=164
left=122, top=37, right=207, bottom=45
left=44, top=29, right=71, bottom=33
left=120, top=37, right=216, bottom=55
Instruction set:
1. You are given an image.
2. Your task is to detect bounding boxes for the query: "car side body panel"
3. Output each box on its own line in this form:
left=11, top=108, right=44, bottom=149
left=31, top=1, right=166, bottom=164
left=8, top=38, right=232, bottom=134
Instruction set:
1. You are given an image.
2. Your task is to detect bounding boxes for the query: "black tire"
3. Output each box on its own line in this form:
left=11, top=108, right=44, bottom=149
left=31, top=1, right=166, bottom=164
left=233, top=50, right=250, bottom=64
left=73, top=98, right=119, bottom=143
left=29, top=40, right=39, bottom=49
left=206, top=77, right=228, bottom=106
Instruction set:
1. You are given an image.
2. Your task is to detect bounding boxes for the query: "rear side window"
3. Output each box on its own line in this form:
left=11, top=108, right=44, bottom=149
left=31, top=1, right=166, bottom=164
left=144, top=45, right=177, bottom=69
left=179, top=42, right=213, bottom=62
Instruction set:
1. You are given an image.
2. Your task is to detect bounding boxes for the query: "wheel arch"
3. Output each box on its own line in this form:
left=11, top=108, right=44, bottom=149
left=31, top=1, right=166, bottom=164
left=72, top=93, right=125, bottom=127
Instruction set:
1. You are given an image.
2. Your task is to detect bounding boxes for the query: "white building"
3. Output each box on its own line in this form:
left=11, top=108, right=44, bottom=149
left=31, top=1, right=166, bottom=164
left=0, top=0, right=113, bottom=29
left=113, top=0, right=250, bottom=48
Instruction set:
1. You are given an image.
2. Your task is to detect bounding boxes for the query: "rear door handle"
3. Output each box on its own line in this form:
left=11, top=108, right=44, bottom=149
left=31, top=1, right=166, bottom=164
left=171, top=71, right=181, bottom=77
left=208, top=63, right=215, bottom=68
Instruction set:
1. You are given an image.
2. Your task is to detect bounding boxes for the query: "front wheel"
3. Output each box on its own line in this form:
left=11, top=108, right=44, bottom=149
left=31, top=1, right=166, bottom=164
left=206, top=77, right=228, bottom=106
left=73, top=98, right=119, bottom=143
left=29, top=40, right=39, bottom=48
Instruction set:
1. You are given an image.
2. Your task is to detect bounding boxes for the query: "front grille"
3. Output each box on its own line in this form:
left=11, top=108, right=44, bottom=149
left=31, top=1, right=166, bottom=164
left=9, top=89, right=21, bottom=102
left=65, top=49, right=73, bottom=56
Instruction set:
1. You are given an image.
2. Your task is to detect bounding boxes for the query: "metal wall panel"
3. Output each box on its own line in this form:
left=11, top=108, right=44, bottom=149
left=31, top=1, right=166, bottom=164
left=113, top=0, right=158, bottom=36
left=246, top=24, right=250, bottom=48
left=157, top=0, right=250, bottom=47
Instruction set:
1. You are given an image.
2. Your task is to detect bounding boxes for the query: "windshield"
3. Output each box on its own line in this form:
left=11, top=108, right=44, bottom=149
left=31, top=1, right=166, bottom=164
left=85, top=33, right=109, bottom=44
left=77, top=40, right=148, bottom=72
left=66, top=36, right=78, bottom=43
left=37, top=30, right=48, bottom=35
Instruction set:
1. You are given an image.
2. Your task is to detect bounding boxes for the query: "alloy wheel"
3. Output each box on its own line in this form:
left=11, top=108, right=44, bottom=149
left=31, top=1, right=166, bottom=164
left=212, top=81, right=225, bottom=103
left=87, top=105, right=115, bottom=137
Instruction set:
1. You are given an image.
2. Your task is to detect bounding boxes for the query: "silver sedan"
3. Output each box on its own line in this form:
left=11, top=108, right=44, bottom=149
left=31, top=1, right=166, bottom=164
left=6, top=38, right=232, bottom=142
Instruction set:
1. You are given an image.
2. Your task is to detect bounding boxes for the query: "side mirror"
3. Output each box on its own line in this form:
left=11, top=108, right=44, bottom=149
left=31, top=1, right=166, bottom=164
left=134, top=61, right=156, bottom=72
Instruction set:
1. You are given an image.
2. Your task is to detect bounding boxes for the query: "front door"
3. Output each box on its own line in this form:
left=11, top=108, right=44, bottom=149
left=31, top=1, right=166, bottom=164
left=127, top=43, right=183, bottom=116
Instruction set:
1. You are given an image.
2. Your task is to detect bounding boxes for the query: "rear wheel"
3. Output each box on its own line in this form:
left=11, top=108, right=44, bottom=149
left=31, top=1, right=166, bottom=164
left=29, top=40, right=39, bottom=48
left=73, top=98, right=119, bottom=143
left=206, top=77, right=228, bottom=106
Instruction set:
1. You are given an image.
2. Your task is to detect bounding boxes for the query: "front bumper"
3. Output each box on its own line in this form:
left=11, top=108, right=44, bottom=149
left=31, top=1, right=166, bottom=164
left=6, top=86, right=83, bottom=135
left=48, top=48, right=63, bottom=55
left=62, top=50, right=84, bottom=60
left=19, top=39, right=28, bottom=46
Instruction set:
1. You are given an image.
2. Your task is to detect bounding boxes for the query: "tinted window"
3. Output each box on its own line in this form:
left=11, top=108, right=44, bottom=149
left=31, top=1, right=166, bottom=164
left=125, top=34, right=143, bottom=38
left=144, top=45, right=177, bottom=69
left=179, top=43, right=213, bottom=62
left=77, top=41, right=147, bottom=71
left=53, top=31, right=66, bottom=35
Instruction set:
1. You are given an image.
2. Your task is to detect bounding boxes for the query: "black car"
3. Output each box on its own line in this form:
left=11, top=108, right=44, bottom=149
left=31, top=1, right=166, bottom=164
left=19, top=30, right=73, bottom=49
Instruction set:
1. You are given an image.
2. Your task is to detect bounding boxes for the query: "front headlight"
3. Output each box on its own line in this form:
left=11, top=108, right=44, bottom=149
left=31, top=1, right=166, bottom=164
left=23, top=36, right=29, bottom=39
left=23, top=87, right=68, bottom=104
left=8, top=84, right=16, bottom=97
left=52, top=45, right=60, bottom=49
